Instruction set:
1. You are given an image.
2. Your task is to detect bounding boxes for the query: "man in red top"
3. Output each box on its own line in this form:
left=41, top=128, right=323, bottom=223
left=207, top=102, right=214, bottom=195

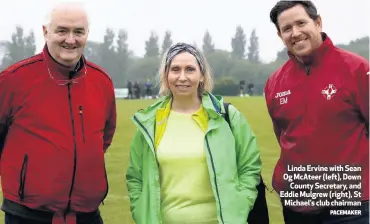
left=265, top=1, right=369, bottom=223
left=0, top=2, right=116, bottom=224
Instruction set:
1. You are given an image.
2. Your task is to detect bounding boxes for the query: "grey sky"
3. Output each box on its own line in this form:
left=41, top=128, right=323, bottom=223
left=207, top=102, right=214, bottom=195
left=1, top=0, right=369, bottom=63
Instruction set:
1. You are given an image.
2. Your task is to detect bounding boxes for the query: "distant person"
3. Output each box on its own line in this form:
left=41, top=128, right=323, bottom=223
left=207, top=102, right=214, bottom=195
left=145, top=79, right=152, bottom=99
left=265, top=1, right=369, bottom=224
left=239, top=80, right=245, bottom=96
left=126, top=42, right=262, bottom=224
left=0, top=2, right=116, bottom=224
left=127, top=81, right=133, bottom=99
left=133, top=81, right=141, bottom=99
left=247, top=83, right=254, bottom=96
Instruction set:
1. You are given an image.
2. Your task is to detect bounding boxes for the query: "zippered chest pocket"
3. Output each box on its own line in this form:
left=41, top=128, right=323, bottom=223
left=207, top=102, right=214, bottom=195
left=79, top=106, right=86, bottom=143
left=77, top=104, right=106, bottom=140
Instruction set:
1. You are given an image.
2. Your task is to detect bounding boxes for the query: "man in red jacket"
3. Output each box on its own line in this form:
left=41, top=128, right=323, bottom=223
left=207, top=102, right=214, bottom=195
left=0, top=2, right=116, bottom=224
left=265, top=1, right=369, bottom=223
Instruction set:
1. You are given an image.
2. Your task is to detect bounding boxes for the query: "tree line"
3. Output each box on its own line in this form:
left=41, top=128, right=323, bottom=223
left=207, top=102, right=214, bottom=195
left=1, top=26, right=368, bottom=95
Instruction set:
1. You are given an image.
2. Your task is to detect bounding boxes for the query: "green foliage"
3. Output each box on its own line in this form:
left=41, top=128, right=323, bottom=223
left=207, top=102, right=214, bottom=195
left=216, top=76, right=236, bottom=85
left=116, top=29, right=130, bottom=88
left=1, top=26, right=36, bottom=70
left=84, top=29, right=133, bottom=88
left=231, top=25, right=246, bottom=59
left=99, top=28, right=122, bottom=87
left=206, top=50, right=234, bottom=79
left=144, top=31, right=159, bottom=58
left=276, top=47, right=289, bottom=62
left=127, top=57, right=160, bottom=83
left=161, top=31, right=173, bottom=57
left=247, top=29, right=260, bottom=63
left=337, top=36, right=369, bottom=60
left=202, top=30, right=215, bottom=56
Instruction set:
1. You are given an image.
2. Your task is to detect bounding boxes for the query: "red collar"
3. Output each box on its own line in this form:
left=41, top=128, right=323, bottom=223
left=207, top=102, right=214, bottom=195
left=288, top=32, right=333, bottom=67
left=42, top=45, right=87, bottom=84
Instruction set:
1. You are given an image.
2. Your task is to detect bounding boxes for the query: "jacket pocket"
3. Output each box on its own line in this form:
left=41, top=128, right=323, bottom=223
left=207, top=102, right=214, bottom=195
left=18, top=154, right=28, bottom=201
left=79, top=105, right=86, bottom=143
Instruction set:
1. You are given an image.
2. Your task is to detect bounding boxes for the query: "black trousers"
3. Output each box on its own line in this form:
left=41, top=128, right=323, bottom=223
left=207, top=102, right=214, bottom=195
left=4, top=213, right=104, bottom=224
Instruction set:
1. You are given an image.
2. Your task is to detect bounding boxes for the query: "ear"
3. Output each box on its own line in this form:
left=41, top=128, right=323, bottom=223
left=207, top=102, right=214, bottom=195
left=315, top=15, right=323, bottom=31
left=42, top=25, right=48, bottom=40
left=277, top=30, right=282, bottom=40
left=200, top=75, right=205, bottom=83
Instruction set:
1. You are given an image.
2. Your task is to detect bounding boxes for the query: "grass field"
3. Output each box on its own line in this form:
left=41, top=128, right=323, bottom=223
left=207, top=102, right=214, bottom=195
left=0, top=96, right=285, bottom=223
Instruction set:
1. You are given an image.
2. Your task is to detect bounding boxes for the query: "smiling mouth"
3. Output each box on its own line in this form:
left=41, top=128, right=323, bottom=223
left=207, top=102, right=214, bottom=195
left=176, top=85, right=190, bottom=87
left=293, top=38, right=307, bottom=45
left=62, top=46, right=77, bottom=50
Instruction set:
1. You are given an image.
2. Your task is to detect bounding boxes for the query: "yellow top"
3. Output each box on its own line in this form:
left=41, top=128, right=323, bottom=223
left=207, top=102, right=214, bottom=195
left=154, top=99, right=208, bottom=150
left=156, top=107, right=218, bottom=224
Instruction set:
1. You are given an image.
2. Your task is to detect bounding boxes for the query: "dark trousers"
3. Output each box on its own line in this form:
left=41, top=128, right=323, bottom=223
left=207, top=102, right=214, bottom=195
left=4, top=213, right=104, bottom=224
left=283, top=201, right=369, bottom=224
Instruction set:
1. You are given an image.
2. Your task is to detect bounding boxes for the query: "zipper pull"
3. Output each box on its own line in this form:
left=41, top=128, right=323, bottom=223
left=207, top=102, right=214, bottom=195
left=305, top=66, right=310, bottom=75
left=79, top=105, right=86, bottom=143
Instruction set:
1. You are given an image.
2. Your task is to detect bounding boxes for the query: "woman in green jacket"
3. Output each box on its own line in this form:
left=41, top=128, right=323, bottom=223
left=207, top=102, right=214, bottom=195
left=126, top=43, right=262, bottom=224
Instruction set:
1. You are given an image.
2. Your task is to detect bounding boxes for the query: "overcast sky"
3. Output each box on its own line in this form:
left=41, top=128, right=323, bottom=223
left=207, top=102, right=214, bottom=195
left=1, top=0, right=369, bottom=63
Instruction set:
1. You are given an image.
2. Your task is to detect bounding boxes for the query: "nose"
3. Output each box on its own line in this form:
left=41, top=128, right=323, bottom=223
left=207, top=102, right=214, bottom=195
left=291, top=26, right=301, bottom=38
left=178, top=70, right=187, bottom=81
left=65, top=32, right=77, bottom=44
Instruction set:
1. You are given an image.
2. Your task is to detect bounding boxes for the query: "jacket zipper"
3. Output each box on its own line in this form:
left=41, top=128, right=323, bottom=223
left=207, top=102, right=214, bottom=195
left=133, top=116, right=155, bottom=147
left=133, top=116, right=159, bottom=166
left=64, top=81, right=78, bottom=222
left=78, top=107, right=108, bottom=206
left=205, top=136, right=225, bottom=224
left=79, top=105, right=86, bottom=143
left=305, top=65, right=310, bottom=125
left=133, top=116, right=163, bottom=222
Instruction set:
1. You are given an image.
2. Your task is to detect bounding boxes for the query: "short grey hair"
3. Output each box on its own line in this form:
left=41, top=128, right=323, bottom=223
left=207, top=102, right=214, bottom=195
left=43, top=2, right=90, bottom=29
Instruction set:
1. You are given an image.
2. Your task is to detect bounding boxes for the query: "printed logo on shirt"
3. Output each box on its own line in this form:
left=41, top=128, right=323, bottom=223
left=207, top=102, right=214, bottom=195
left=275, top=90, right=291, bottom=105
left=321, top=84, right=337, bottom=100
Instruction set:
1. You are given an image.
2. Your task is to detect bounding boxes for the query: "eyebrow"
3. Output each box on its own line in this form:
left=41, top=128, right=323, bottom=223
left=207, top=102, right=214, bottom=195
left=281, top=19, right=308, bottom=29
left=170, top=64, right=197, bottom=68
left=55, top=26, right=86, bottom=31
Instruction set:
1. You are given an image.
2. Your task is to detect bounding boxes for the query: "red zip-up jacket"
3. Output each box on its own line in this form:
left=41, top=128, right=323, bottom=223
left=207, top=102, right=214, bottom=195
left=0, top=46, right=117, bottom=223
left=265, top=33, right=369, bottom=213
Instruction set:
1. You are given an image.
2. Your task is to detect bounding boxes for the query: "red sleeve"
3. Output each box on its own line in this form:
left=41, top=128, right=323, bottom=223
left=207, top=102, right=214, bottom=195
left=264, top=76, right=282, bottom=144
left=103, top=83, right=117, bottom=152
left=0, top=70, right=14, bottom=174
left=354, top=59, right=369, bottom=132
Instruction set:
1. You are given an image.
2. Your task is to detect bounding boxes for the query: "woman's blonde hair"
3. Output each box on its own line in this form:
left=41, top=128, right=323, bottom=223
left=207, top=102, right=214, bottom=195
left=157, top=43, right=214, bottom=96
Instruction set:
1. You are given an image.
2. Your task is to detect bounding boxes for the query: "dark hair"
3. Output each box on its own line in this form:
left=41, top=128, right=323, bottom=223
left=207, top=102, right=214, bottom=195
left=270, top=0, right=319, bottom=31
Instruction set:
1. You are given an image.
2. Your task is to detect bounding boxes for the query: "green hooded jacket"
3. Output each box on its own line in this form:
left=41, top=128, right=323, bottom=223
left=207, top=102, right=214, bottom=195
left=126, top=93, right=262, bottom=224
